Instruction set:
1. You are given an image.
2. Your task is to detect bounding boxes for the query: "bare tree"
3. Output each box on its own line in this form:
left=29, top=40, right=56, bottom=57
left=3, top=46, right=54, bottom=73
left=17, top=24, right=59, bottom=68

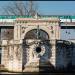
left=1, top=1, right=39, bottom=40
left=3, top=1, right=39, bottom=16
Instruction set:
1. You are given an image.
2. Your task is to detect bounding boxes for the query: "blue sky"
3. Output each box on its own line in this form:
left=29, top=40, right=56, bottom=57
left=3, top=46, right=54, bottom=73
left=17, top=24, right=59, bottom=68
left=0, top=1, right=75, bottom=40
left=38, top=1, right=75, bottom=15
left=0, top=1, right=75, bottom=15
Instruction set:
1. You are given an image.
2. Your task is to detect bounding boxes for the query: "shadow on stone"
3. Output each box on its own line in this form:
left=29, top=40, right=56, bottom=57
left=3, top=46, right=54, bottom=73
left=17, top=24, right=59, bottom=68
left=39, top=62, right=55, bottom=73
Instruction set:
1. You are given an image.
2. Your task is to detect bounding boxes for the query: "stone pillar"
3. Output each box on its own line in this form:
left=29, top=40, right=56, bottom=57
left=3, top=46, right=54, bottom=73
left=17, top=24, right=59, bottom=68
left=14, top=25, right=21, bottom=40
left=17, top=25, right=21, bottom=40
left=12, top=40, right=22, bottom=72
left=1, top=40, right=9, bottom=68
left=14, top=26, right=18, bottom=40
left=55, top=25, right=60, bottom=39
left=50, top=40, right=56, bottom=67
left=49, top=21, right=59, bottom=68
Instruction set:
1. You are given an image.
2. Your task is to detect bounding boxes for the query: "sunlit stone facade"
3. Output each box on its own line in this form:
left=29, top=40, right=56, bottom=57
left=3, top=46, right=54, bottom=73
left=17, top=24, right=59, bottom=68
left=0, top=15, right=75, bottom=72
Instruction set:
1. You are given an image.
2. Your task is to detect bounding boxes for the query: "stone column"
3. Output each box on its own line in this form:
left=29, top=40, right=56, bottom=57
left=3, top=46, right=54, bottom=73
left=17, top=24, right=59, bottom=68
left=49, top=21, right=60, bottom=68
left=55, top=25, right=60, bottom=39
left=14, top=25, right=21, bottom=40
left=8, top=45, right=13, bottom=71
left=17, top=25, right=21, bottom=40
left=50, top=40, right=56, bottom=67
left=1, top=40, right=9, bottom=69
left=14, top=25, right=18, bottom=40
left=12, top=40, right=22, bottom=72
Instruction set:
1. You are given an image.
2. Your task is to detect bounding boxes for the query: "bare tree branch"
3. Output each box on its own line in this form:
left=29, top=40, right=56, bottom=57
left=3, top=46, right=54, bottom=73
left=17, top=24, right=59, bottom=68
left=2, top=1, right=39, bottom=40
left=3, top=1, right=39, bottom=16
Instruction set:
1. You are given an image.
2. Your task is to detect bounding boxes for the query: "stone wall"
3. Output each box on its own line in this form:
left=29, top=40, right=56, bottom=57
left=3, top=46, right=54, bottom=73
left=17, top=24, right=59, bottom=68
left=1, top=17, right=60, bottom=72
left=1, top=40, right=23, bottom=72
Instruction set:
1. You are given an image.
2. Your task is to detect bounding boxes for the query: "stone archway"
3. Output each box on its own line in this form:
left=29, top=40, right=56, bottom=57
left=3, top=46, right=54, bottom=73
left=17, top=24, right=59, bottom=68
left=24, top=29, right=49, bottom=40
left=22, top=29, right=53, bottom=72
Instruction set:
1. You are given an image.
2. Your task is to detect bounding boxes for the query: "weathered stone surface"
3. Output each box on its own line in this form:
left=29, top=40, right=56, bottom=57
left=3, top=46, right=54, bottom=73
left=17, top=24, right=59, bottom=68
left=1, top=17, right=66, bottom=72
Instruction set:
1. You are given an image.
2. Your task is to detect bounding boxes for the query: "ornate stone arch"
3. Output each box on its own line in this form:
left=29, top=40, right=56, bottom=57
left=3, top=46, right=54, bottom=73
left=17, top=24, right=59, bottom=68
left=21, top=26, right=51, bottom=40
left=22, top=26, right=51, bottom=69
left=24, top=29, right=49, bottom=40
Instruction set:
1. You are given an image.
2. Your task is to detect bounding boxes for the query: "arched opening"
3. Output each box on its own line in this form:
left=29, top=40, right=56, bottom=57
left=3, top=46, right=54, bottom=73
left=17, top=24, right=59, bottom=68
left=22, top=29, right=53, bottom=72
left=24, top=29, right=49, bottom=40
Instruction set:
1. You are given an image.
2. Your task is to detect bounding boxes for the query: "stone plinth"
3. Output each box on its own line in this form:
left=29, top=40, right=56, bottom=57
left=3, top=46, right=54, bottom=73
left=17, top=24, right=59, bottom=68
left=23, top=58, right=40, bottom=72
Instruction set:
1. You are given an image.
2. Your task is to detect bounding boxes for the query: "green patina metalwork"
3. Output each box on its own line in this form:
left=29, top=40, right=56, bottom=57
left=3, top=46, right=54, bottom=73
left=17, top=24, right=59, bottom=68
left=0, top=15, right=33, bottom=19
left=0, top=15, right=75, bottom=19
